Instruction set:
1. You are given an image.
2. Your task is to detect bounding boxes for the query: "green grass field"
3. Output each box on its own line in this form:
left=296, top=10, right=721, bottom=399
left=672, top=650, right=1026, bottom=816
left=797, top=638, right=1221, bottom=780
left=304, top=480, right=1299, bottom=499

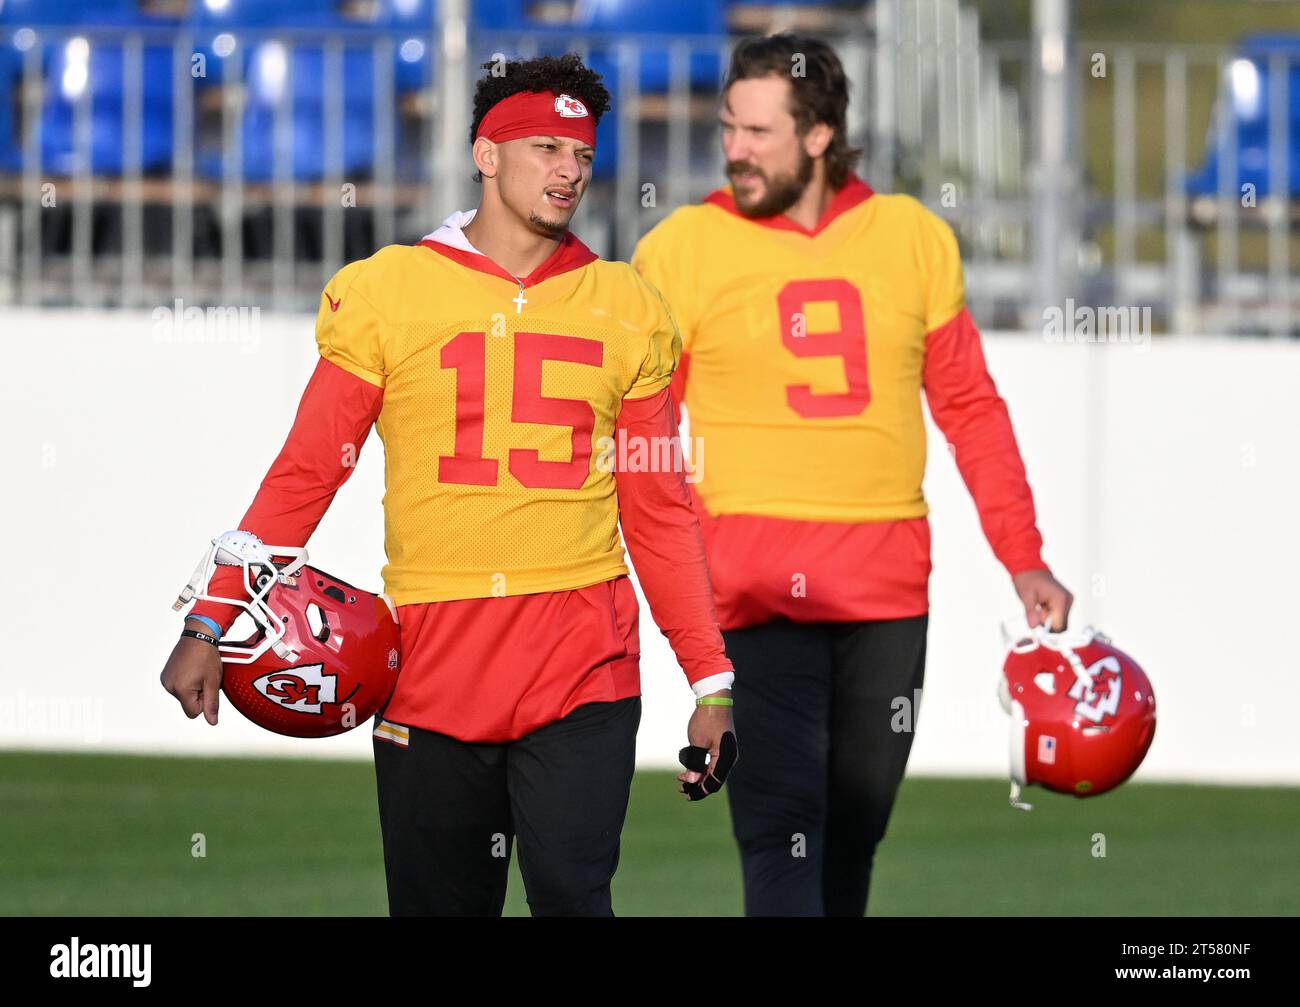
left=1, top=751, right=1295, bottom=916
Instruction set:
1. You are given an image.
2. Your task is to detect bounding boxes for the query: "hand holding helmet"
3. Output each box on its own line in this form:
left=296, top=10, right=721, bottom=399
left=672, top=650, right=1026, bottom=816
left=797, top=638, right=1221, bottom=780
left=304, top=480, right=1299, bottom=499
left=164, top=531, right=401, bottom=738
left=998, top=624, right=1156, bottom=810
left=160, top=616, right=226, bottom=725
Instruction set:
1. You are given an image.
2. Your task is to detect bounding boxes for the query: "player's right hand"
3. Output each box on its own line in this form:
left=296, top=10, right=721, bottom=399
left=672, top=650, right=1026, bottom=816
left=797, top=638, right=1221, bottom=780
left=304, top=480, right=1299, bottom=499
left=160, top=619, right=224, bottom=725
left=677, top=693, right=738, bottom=801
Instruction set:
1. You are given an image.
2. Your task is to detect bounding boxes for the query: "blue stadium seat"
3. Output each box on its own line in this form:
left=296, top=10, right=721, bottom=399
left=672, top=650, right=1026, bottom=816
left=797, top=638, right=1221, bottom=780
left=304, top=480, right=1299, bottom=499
left=191, top=1, right=434, bottom=92
left=567, top=1, right=725, bottom=179
left=471, top=0, right=565, bottom=32
left=580, top=51, right=619, bottom=180
left=191, top=0, right=434, bottom=182
left=195, top=42, right=397, bottom=182
left=1185, top=34, right=1300, bottom=198
left=467, top=0, right=586, bottom=74
left=192, top=0, right=311, bottom=28
left=572, top=0, right=724, bottom=92
left=384, top=0, right=435, bottom=91
left=0, top=45, right=19, bottom=172
left=0, top=1, right=184, bottom=175
left=0, top=0, right=153, bottom=26
left=387, top=0, right=435, bottom=20
left=39, top=38, right=178, bottom=175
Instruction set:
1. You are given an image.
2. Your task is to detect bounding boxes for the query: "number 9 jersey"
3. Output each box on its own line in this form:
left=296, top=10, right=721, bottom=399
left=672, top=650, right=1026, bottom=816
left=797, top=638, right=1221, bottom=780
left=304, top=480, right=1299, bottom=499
left=632, top=175, right=1046, bottom=629
left=632, top=176, right=960, bottom=523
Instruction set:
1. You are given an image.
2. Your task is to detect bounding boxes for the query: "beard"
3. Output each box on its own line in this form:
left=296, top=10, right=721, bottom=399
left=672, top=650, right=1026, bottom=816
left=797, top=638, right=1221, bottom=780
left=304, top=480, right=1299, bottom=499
left=527, top=209, right=568, bottom=239
left=727, top=149, right=815, bottom=218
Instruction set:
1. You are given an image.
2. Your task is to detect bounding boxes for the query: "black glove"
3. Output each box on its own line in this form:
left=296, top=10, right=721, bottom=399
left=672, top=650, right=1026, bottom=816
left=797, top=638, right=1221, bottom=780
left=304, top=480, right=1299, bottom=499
left=678, top=730, right=739, bottom=801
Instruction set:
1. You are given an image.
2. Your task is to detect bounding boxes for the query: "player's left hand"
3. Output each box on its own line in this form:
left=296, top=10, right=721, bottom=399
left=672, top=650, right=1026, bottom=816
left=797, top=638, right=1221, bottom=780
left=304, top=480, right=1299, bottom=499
left=677, top=692, right=737, bottom=801
left=1013, top=569, right=1074, bottom=632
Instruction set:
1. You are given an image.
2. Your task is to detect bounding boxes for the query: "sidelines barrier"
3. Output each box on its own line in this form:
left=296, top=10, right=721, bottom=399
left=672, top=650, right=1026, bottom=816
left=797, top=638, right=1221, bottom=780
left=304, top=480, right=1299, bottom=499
left=1, top=308, right=1296, bottom=784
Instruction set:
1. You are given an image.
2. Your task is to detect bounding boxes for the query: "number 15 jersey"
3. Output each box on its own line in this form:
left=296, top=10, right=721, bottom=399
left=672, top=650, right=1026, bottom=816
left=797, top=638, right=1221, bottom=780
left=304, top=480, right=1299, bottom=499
left=319, top=231, right=680, bottom=606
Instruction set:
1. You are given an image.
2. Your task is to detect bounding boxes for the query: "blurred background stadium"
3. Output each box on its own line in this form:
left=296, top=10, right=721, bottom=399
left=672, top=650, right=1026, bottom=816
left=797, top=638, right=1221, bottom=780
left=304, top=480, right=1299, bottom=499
left=1, top=0, right=1297, bottom=916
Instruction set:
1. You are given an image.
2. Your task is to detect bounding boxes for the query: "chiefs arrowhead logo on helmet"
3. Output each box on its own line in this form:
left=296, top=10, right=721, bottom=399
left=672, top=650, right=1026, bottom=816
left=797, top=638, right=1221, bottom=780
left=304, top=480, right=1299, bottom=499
left=1069, top=655, right=1123, bottom=723
left=253, top=664, right=337, bottom=714
left=178, top=533, right=400, bottom=738
left=998, top=626, right=1155, bottom=809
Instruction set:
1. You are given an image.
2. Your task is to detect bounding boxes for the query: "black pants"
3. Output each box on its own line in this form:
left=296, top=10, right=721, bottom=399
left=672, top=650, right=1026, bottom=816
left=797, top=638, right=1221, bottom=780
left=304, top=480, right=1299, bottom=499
left=372, top=697, right=641, bottom=916
left=723, top=615, right=928, bottom=917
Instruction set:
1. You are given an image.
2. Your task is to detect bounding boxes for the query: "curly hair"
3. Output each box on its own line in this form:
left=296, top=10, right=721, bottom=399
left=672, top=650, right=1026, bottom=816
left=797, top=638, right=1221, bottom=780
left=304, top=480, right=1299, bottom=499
left=469, top=52, right=612, bottom=148
left=724, top=33, right=863, bottom=190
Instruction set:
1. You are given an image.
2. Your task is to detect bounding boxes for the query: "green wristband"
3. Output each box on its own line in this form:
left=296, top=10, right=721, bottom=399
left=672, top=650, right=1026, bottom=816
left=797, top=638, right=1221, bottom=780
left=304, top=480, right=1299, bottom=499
left=696, top=696, right=734, bottom=708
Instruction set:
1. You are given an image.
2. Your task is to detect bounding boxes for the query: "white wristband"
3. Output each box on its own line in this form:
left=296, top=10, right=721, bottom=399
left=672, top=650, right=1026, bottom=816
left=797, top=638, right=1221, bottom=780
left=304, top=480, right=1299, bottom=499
left=690, top=671, right=735, bottom=698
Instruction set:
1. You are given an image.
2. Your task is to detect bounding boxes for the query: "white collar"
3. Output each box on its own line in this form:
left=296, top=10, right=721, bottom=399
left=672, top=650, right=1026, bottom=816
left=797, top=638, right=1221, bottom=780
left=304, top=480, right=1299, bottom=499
left=421, top=209, right=483, bottom=256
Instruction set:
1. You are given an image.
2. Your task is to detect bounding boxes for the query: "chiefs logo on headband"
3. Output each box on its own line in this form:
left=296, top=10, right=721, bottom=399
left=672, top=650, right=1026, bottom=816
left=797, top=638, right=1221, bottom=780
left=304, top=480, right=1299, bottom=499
left=554, top=94, right=588, bottom=118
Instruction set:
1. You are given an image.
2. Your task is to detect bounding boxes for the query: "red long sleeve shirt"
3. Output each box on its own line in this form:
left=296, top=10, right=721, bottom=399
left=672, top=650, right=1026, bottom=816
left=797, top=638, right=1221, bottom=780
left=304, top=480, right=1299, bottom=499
left=191, top=358, right=731, bottom=742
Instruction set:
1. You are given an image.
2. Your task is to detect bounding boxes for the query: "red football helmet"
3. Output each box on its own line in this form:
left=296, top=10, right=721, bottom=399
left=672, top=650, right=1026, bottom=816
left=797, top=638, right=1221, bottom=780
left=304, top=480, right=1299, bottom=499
left=174, top=531, right=400, bottom=738
left=998, top=625, right=1156, bottom=809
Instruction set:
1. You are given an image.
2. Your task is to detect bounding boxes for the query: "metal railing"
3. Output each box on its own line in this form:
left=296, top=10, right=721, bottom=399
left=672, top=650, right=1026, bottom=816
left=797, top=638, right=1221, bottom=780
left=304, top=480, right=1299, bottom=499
left=0, top=3, right=1295, bottom=335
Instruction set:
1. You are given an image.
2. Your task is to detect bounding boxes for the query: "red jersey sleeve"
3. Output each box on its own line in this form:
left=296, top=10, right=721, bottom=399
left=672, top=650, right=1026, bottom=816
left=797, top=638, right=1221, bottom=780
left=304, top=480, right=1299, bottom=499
left=923, top=307, right=1047, bottom=577
left=188, top=357, right=384, bottom=632
left=613, top=386, right=733, bottom=689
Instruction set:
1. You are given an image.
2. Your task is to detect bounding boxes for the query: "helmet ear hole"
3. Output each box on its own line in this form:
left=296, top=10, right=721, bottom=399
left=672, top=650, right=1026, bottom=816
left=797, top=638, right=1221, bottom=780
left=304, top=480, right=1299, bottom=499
left=305, top=603, right=330, bottom=642
left=1033, top=671, right=1057, bottom=695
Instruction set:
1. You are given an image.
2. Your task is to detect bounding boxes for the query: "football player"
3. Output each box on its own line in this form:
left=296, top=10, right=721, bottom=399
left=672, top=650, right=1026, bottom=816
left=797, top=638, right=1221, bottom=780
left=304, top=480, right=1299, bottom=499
left=160, top=54, right=736, bottom=917
left=632, top=34, right=1073, bottom=916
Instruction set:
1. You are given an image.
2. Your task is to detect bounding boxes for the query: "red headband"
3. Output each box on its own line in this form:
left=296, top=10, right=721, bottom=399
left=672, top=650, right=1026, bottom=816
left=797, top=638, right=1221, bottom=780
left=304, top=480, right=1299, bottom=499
left=475, top=90, right=597, bottom=147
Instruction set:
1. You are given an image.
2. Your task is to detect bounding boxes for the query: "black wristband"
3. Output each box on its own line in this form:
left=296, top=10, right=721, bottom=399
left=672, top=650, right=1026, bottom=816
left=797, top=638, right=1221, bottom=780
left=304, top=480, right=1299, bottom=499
left=181, top=628, right=219, bottom=648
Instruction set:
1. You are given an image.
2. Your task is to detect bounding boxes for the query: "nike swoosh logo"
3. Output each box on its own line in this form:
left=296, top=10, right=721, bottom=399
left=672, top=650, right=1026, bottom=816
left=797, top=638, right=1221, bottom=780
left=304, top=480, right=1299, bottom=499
left=325, top=293, right=341, bottom=312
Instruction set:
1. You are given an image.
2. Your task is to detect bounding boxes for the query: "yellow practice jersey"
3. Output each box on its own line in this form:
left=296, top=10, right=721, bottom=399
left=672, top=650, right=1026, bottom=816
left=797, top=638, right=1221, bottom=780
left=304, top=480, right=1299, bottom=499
left=316, top=231, right=680, bottom=605
left=632, top=177, right=964, bottom=523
